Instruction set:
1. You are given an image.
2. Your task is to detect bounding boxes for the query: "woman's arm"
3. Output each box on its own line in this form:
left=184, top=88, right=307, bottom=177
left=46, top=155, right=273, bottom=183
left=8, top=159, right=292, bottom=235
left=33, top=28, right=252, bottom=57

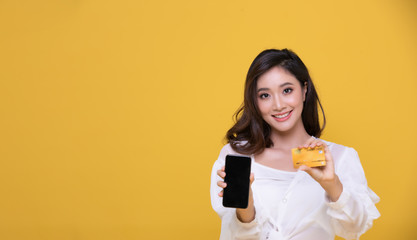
left=298, top=139, right=343, bottom=201
left=298, top=139, right=380, bottom=239
left=210, top=146, right=261, bottom=240
left=217, top=165, right=256, bottom=223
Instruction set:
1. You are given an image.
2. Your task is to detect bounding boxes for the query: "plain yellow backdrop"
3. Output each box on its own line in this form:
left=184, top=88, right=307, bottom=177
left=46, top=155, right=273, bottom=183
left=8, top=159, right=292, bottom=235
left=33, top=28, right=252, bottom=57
left=0, top=0, right=416, bottom=239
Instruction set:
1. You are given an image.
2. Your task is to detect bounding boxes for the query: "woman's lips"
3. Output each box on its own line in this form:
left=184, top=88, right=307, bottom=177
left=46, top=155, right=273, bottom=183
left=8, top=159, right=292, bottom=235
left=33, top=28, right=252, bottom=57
left=272, top=110, right=292, bottom=122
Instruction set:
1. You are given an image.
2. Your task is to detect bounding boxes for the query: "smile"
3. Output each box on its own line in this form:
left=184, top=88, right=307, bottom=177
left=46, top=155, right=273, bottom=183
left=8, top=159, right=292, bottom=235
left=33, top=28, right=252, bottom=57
left=272, top=111, right=292, bottom=122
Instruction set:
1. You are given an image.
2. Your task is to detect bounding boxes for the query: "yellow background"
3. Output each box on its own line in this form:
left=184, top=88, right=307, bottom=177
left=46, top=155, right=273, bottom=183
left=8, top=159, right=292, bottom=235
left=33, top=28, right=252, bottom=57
left=0, top=0, right=416, bottom=239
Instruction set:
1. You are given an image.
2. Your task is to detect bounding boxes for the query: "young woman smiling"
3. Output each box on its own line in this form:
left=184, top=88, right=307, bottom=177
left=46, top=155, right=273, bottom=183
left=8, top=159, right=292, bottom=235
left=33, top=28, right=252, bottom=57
left=210, top=49, right=380, bottom=240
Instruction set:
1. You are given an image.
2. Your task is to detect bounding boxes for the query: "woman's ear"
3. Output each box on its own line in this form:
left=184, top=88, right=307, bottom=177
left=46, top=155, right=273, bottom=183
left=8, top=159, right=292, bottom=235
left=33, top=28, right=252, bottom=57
left=303, top=82, right=307, bottom=102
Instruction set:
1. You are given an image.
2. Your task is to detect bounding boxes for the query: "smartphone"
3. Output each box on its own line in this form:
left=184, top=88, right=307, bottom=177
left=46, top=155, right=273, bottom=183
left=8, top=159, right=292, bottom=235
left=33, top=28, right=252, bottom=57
left=222, top=155, right=252, bottom=208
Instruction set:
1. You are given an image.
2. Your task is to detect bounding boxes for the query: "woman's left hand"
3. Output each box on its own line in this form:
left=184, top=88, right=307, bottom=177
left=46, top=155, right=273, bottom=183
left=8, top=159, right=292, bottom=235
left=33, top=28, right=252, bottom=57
left=298, top=137, right=343, bottom=202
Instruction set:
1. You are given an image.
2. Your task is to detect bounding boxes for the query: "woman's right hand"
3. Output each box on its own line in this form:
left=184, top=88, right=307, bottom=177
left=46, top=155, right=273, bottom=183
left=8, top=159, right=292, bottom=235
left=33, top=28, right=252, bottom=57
left=216, top=165, right=227, bottom=197
left=217, top=165, right=256, bottom=223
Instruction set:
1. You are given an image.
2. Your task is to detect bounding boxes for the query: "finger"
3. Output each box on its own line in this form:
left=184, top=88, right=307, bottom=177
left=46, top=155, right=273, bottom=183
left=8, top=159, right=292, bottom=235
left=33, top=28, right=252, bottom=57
left=321, top=144, right=332, bottom=161
left=299, top=164, right=311, bottom=173
left=299, top=164, right=323, bottom=181
left=217, top=168, right=226, bottom=179
left=249, top=173, right=255, bottom=185
left=300, top=136, right=315, bottom=148
left=323, top=144, right=330, bottom=154
left=301, top=165, right=315, bottom=177
left=324, top=150, right=334, bottom=169
left=311, top=139, right=327, bottom=149
left=316, top=141, right=326, bottom=151
left=218, top=190, right=223, bottom=197
left=310, top=139, right=320, bottom=148
left=217, top=181, right=227, bottom=188
left=300, top=142, right=315, bottom=149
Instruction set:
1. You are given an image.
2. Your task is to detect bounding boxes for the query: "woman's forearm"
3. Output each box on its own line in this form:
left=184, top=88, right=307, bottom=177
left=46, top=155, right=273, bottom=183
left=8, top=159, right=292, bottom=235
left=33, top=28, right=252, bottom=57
left=236, top=189, right=256, bottom=223
left=321, top=174, right=343, bottom=202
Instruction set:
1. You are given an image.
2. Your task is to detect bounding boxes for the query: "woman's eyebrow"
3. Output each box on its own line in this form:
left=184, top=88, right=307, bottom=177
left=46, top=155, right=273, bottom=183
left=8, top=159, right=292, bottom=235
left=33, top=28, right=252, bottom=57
left=257, top=88, right=269, bottom=92
left=257, top=82, right=294, bottom=92
left=280, top=82, right=294, bottom=87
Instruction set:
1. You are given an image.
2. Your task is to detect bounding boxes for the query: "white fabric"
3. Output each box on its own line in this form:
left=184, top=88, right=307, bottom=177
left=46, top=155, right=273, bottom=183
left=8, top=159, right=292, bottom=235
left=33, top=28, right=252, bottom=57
left=210, top=140, right=380, bottom=240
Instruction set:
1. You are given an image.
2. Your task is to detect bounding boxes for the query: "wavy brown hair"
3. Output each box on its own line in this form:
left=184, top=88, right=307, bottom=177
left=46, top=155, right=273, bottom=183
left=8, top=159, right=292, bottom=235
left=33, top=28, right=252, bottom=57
left=226, top=49, right=326, bottom=155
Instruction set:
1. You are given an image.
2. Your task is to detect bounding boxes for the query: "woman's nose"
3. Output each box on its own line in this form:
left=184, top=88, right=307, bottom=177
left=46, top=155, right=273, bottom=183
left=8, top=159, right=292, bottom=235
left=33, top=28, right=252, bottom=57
left=273, top=96, right=285, bottom=111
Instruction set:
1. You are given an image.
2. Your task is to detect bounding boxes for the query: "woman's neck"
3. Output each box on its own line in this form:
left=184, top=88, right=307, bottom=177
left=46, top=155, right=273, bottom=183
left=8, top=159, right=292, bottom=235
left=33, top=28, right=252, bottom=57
left=269, top=125, right=312, bottom=151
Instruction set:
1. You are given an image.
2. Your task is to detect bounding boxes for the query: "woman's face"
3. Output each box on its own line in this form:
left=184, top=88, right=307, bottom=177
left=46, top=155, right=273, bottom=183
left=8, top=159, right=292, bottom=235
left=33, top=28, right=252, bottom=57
left=256, top=66, right=307, bottom=134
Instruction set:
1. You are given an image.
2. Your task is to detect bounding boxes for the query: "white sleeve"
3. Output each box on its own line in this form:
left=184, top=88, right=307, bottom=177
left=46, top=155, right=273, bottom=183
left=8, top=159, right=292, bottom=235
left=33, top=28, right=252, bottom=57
left=210, top=145, right=261, bottom=240
left=325, top=147, right=380, bottom=240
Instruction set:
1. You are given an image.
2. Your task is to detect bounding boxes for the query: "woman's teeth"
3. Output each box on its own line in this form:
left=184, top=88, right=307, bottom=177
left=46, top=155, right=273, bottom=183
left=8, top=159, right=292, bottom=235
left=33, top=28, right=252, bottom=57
left=273, top=112, right=290, bottom=119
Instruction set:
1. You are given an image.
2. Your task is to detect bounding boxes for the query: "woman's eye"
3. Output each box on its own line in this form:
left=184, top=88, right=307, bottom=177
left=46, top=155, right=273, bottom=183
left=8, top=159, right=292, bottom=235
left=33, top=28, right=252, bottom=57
left=259, top=93, right=269, bottom=99
left=283, top=88, right=293, bottom=94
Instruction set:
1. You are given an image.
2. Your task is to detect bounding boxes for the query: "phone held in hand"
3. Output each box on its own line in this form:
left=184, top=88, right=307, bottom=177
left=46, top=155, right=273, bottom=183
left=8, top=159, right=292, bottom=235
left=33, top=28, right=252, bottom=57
left=222, top=155, right=252, bottom=209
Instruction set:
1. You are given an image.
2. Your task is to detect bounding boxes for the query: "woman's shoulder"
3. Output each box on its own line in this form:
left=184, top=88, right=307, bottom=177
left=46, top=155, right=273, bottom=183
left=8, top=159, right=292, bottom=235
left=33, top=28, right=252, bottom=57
left=319, top=139, right=363, bottom=172
left=215, top=142, right=249, bottom=164
left=218, top=143, right=235, bottom=159
left=320, top=139, right=359, bottom=159
left=219, top=142, right=248, bottom=156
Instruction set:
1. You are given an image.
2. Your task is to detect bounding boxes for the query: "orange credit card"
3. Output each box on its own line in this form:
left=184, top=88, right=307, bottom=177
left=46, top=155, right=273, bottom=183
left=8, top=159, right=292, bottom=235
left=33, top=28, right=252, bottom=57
left=291, top=146, right=326, bottom=168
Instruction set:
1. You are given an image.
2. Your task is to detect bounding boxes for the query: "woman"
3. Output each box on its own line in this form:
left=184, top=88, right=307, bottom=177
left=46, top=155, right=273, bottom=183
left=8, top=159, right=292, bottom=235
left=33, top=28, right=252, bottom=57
left=210, top=49, right=380, bottom=240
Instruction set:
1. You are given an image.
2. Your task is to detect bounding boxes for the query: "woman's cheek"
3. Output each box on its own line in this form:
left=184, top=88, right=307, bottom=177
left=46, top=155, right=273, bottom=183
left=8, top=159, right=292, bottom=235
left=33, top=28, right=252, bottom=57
left=257, top=100, right=268, bottom=113
left=288, top=94, right=303, bottom=105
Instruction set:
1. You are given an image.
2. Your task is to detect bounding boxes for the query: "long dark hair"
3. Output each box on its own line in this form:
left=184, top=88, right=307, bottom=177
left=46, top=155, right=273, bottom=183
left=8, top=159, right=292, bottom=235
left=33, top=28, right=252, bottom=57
left=226, top=49, right=326, bottom=155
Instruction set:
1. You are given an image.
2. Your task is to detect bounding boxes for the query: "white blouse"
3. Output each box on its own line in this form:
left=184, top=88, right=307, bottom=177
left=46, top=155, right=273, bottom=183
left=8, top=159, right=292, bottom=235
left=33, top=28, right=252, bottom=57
left=210, top=140, right=380, bottom=240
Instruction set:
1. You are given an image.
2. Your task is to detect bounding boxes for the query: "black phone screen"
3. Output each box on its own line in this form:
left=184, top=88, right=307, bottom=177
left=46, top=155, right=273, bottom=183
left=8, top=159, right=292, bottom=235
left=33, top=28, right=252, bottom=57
left=222, top=155, right=252, bottom=208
